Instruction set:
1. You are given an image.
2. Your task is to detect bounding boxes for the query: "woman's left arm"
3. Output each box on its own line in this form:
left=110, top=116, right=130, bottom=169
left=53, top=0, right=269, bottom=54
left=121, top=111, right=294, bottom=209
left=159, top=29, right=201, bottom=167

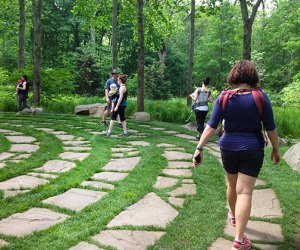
left=208, top=91, right=213, bottom=103
left=114, top=86, right=125, bottom=111
left=17, top=82, right=27, bottom=90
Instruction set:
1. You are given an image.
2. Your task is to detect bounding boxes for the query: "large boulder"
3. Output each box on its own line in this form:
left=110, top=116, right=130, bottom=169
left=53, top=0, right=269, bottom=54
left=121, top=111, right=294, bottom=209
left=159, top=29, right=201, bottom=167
left=21, top=107, right=43, bottom=114
left=130, top=112, right=151, bottom=122
left=283, top=142, right=300, bottom=172
left=75, top=103, right=106, bottom=116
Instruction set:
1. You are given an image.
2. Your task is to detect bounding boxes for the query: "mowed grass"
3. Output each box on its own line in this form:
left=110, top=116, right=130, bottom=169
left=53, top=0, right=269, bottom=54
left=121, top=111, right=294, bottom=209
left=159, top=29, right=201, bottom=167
left=0, top=112, right=299, bottom=250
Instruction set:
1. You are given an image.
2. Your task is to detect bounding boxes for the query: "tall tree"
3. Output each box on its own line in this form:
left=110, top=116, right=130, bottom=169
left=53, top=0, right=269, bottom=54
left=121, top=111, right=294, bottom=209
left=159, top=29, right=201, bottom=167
left=137, top=0, right=144, bottom=111
left=32, top=0, right=42, bottom=104
left=239, top=0, right=263, bottom=60
left=187, top=0, right=195, bottom=106
left=18, top=0, right=25, bottom=69
left=112, top=0, right=118, bottom=69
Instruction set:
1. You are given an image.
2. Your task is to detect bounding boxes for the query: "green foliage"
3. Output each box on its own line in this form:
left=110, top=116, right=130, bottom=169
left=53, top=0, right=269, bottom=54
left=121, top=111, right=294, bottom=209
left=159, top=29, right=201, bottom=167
left=280, top=73, right=300, bottom=108
left=144, top=61, right=171, bottom=100
left=125, top=74, right=138, bottom=97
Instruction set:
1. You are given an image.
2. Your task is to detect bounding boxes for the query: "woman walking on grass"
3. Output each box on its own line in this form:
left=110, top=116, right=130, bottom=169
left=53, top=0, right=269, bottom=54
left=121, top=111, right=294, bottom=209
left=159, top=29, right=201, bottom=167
left=190, top=77, right=213, bottom=140
left=104, top=74, right=128, bottom=137
left=16, top=75, right=32, bottom=115
left=193, top=60, right=280, bottom=250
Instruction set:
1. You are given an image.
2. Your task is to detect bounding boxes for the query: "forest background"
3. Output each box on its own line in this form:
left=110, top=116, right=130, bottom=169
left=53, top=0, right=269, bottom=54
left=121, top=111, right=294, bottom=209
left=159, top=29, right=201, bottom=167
left=0, top=0, right=299, bottom=136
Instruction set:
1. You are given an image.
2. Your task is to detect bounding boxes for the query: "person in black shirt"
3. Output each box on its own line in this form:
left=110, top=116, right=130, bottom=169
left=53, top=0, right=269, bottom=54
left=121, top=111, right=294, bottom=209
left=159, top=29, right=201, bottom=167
left=16, top=75, right=32, bottom=114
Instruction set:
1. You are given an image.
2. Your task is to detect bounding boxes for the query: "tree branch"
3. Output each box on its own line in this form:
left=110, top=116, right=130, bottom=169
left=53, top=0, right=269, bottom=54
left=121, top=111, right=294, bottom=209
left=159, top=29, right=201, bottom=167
left=250, top=0, right=263, bottom=24
left=239, top=0, right=249, bottom=24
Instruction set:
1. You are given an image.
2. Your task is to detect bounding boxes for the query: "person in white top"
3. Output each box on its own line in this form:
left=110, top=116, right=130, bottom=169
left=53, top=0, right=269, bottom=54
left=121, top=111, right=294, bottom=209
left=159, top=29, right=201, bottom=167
left=190, top=77, right=213, bottom=140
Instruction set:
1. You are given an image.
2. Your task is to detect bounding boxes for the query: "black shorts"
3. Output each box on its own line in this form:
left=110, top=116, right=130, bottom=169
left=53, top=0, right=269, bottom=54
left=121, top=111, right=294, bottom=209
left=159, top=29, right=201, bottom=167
left=111, top=106, right=126, bottom=122
left=220, top=149, right=264, bottom=177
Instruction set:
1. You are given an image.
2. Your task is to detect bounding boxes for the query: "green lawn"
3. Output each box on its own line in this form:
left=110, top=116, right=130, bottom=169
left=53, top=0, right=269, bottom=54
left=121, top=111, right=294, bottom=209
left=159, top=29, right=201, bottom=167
left=0, top=112, right=299, bottom=250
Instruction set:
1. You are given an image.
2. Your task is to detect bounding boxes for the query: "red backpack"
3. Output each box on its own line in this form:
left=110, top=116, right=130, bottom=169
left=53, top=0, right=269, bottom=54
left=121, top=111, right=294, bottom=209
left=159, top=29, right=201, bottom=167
left=218, top=87, right=268, bottom=146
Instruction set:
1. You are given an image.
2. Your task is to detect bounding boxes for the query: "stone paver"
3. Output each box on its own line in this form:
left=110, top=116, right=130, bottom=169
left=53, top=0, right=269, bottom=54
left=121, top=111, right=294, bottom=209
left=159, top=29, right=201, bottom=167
left=206, top=149, right=222, bottom=158
left=150, top=127, right=165, bottom=131
left=60, top=152, right=89, bottom=161
left=43, top=188, right=107, bottom=211
left=167, top=161, right=193, bottom=169
left=63, top=146, right=92, bottom=151
left=126, top=141, right=150, bottom=147
left=251, top=189, right=282, bottom=218
left=81, top=181, right=114, bottom=190
left=92, top=172, right=128, bottom=182
left=27, top=172, right=58, bottom=179
left=162, top=151, right=193, bottom=161
left=168, top=197, right=185, bottom=207
left=5, top=136, right=36, bottom=143
left=0, top=152, right=14, bottom=161
left=163, top=169, right=192, bottom=177
left=157, top=143, right=176, bottom=148
left=163, top=130, right=178, bottom=134
left=36, top=160, right=76, bottom=173
left=0, top=175, right=48, bottom=190
left=175, top=134, right=196, bottom=140
left=103, top=157, right=140, bottom=172
left=138, top=125, right=151, bottom=128
left=111, top=147, right=136, bottom=153
left=69, top=241, right=104, bottom=250
left=9, top=144, right=39, bottom=153
left=182, top=179, right=194, bottom=184
left=256, top=179, right=267, bottom=186
left=153, top=176, right=178, bottom=189
left=0, top=207, right=69, bottom=237
left=55, top=134, right=75, bottom=140
left=4, top=190, right=30, bottom=198
left=224, top=220, right=283, bottom=241
left=112, top=151, right=139, bottom=158
left=165, top=147, right=185, bottom=151
left=35, top=128, right=54, bottom=132
left=14, top=154, right=31, bottom=159
left=168, top=184, right=196, bottom=196
left=107, top=192, right=178, bottom=228
left=93, top=230, right=165, bottom=250
left=0, top=239, right=8, bottom=247
left=51, top=131, right=67, bottom=135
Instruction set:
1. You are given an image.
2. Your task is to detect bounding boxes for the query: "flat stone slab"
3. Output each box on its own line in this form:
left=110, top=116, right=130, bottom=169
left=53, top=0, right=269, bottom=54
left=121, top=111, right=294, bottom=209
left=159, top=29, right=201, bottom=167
left=60, top=152, right=89, bottom=161
left=168, top=184, right=196, bottom=196
left=55, top=134, right=75, bottom=140
left=103, top=157, right=140, bottom=172
left=0, top=175, right=48, bottom=190
left=69, top=242, right=104, bottom=250
left=165, top=147, right=185, bottom=151
left=168, top=197, right=185, bottom=207
left=4, top=190, right=30, bottom=198
left=111, top=147, right=137, bottom=153
left=9, top=144, right=39, bottom=153
left=43, top=188, right=107, bottom=211
left=51, top=131, right=67, bottom=135
left=251, top=189, right=282, bottom=218
left=150, top=127, right=165, bottom=131
left=138, top=125, right=151, bottom=128
left=27, top=172, right=58, bottom=179
left=36, top=160, right=76, bottom=173
left=0, top=163, right=6, bottom=168
left=209, top=238, right=278, bottom=250
left=5, top=136, right=36, bottom=143
left=163, top=130, right=178, bottom=134
left=175, top=134, right=196, bottom=140
left=0, top=239, right=8, bottom=247
left=35, top=128, right=54, bottom=132
left=63, top=141, right=90, bottom=146
left=107, top=192, right=178, bottom=228
left=126, top=141, right=150, bottom=147
left=0, top=207, right=69, bottom=237
left=153, top=176, right=178, bottom=189
left=167, top=161, right=193, bottom=169
left=157, top=143, right=176, bottom=148
left=206, top=149, right=222, bottom=158
left=0, top=152, right=14, bottom=161
left=256, top=179, right=267, bottom=186
left=182, top=179, right=194, bottom=184
left=112, top=151, right=139, bottom=158
left=225, top=220, right=283, bottom=241
left=63, top=146, right=92, bottom=151
left=93, top=230, right=165, bottom=250
left=162, top=151, right=193, bottom=161
left=163, top=169, right=192, bottom=177
left=14, top=154, right=31, bottom=159
left=283, top=142, right=300, bottom=172
left=92, top=172, right=128, bottom=182
left=81, top=181, right=114, bottom=190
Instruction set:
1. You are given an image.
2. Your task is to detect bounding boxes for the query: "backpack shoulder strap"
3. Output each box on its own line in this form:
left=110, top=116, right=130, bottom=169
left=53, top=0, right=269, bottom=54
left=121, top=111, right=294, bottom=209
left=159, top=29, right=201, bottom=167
left=251, top=88, right=264, bottom=115
left=219, top=89, right=234, bottom=112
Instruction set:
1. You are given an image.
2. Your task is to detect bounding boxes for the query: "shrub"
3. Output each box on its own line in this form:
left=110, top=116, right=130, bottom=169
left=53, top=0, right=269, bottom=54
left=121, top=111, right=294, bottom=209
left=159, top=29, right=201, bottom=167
left=280, top=73, right=300, bottom=108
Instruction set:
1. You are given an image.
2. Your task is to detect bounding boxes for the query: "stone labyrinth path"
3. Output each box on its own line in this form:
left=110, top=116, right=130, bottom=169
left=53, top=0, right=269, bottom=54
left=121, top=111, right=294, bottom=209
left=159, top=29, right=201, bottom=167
left=0, top=114, right=284, bottom=249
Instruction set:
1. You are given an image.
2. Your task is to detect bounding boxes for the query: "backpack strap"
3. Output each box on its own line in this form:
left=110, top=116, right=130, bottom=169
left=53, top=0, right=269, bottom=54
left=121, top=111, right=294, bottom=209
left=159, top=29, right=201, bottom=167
left=219, top=89, right=237, bottom=111
left=251, top=87, right=264, bottom=115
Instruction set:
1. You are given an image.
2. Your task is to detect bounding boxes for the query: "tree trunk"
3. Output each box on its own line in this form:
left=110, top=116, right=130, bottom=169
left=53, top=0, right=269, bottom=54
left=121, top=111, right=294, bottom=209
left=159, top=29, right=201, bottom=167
left=73, top=22, right=80, bottom=49
left=240, top=0, right=263, bottom=60
left=158, top=40, right=167, bottom=64
left=137, top=0, right=144, bottom=112
left=32, top=0, right=42, bottom=105
left=112, top=0, right=118, bottom=69
left=187, top=0, right=195, bottom=106
left=90, top=27, right=95, bottom=47
left=18, top=0, right=25, bottom=69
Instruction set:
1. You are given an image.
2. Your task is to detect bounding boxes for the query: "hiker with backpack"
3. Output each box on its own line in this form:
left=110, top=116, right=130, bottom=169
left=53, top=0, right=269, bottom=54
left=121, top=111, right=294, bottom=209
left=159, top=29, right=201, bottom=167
left=192, top=60, right=280, bottom=250
left=16, top=75, right=32, bottom=115
left=190, top=77, right=213, bottom=140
